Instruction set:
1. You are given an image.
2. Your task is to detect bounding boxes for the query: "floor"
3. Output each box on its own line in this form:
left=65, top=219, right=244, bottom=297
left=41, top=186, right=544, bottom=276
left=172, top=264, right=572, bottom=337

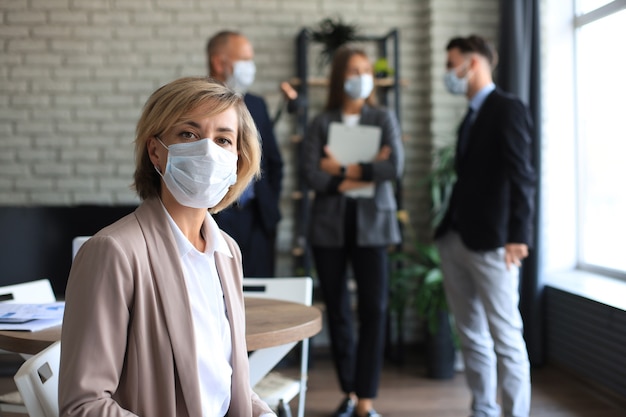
left=1, top=349, right=625, bottom=417
left=280, top=348, right=626, bottom=417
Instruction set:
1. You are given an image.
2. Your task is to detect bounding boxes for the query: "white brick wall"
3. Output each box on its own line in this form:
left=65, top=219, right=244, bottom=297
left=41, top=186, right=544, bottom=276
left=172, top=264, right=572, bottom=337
left=0, top=0, right=498, bottom=276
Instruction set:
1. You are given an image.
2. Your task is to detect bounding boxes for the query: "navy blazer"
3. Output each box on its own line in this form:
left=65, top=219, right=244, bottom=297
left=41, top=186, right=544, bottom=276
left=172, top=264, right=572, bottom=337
left=435, top=88, right=537, bottom=251
left=244, top=93, right=283, bottom=233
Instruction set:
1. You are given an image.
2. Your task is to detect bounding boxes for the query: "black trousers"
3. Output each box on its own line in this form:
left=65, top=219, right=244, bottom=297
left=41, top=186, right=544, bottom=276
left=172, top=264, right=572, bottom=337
left=312, top=199, right=388, bottom=398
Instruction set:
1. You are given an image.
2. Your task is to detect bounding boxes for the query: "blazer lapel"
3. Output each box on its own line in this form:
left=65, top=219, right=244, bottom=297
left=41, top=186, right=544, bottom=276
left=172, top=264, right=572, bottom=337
left=456, top=90, right=498, bottom=170
left=134, top=198, right=203, bottom=417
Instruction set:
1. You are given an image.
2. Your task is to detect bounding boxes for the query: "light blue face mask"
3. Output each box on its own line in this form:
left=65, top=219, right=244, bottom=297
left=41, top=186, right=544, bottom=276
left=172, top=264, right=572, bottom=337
left=155, top=137, right=237, bottom=209
left=344, top=74, right=374, bottom=100
left=443, top=63, right=469, bottom=95
left=226, top=60, right=256, bottom=94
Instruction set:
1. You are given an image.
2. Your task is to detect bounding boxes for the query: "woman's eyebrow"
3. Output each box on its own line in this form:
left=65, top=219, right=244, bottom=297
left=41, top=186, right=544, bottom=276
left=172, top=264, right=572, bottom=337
left=176, top=121, right=201, bottom=129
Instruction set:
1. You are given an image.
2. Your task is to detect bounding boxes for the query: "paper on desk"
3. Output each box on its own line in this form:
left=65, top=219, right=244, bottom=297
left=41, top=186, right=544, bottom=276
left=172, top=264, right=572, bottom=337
left=327, top=122, right=381, bottom=198
left=0, top=302, right=64, bottom=331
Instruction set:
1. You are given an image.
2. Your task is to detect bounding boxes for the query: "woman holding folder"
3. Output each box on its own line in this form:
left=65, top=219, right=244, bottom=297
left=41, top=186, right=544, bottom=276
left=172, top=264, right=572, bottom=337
left=302, top=45, right=404, bottom=417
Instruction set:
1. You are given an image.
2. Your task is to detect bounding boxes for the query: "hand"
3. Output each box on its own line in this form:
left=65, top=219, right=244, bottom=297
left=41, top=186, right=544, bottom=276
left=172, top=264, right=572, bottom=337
left=504, top=243, right=529, bottom=270
left=280, top=82, right=298, bottom=101
left=375, top=145, right=391, bottom=161
left=320, top=146, right=341, bottom=175
left=338, top=179, right=373, bottom=193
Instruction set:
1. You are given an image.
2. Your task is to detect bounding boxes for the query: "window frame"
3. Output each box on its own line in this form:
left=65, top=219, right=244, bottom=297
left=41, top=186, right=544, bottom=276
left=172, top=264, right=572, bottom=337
left=573, top=0, right=626, bottom=280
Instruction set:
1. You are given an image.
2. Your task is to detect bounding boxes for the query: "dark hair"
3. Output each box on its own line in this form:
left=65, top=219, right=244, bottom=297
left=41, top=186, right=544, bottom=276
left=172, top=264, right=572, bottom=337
left=446, top=35, right=498, bottom=69
left=325, top=45, right=376, bottom=111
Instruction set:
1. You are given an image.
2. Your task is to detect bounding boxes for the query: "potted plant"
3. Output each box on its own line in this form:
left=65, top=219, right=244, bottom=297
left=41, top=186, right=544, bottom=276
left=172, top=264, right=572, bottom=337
left=411, top=242, right=457, bottom=379
left=390, top=144, right=458, bottom=378
left=309, top=17, right=359, bottom=72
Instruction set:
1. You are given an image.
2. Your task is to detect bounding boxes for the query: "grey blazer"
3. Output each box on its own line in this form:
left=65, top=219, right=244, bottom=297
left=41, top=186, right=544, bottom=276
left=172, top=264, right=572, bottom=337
left=302, top=105, right=404, bottom=247
left=59, top=197, right=272, bottom=417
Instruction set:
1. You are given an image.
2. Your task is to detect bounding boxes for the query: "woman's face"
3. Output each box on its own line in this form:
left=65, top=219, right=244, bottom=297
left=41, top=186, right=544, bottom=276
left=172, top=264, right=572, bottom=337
left=148, top=103, right=239, bottom=172
left=344, top=53, right=372, bottom=80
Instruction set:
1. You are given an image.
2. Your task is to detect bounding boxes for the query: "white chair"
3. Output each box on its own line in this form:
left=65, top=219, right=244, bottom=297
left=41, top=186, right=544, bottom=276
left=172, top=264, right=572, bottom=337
left=0, top=279, right=56, bottom=305
left=71, top=236, right=91, bottom=260
left=244, top=277, right=313, bottom=417
left=13, top=341, right=60, bottom=417
left=0, top=279, right=57, bottom=416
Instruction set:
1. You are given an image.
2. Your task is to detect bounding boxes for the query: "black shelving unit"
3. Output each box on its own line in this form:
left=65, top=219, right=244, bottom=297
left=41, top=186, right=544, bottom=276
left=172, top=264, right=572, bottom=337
left=291, top=28, right=403, bottom=276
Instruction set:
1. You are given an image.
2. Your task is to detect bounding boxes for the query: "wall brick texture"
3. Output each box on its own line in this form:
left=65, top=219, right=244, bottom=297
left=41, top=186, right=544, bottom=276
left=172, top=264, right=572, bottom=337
left=0, top=0, right=498, bottom=275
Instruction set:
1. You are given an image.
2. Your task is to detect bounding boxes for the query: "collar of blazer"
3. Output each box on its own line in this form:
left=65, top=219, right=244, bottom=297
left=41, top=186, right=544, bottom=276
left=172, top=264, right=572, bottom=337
left=133, top=198, right=205, bottom=417
left=329, top=104, right=379, bottom=124
left=455, top=89, right=501, bottom=167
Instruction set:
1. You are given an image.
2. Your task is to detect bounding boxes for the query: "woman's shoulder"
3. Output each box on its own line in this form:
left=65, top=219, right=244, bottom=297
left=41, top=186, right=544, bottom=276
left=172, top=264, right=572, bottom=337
left=94, top=208, right=140, bottom=239
left=311, top=109, right=338, bottom=123
left=361, top=105, right=397, bottom=124
left=86, top=201, right=158, bottom=254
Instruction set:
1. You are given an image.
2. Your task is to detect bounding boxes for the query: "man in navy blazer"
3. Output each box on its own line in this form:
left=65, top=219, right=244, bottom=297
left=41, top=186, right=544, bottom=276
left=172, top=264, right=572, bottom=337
left=435, top=35, right=536, bottom=417
left=207, top=31, right=283, bottom=277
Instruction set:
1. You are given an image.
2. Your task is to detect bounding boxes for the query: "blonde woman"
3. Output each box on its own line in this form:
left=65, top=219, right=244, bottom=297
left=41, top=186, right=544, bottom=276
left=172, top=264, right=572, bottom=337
left=59, top=77, right=275, bottom=417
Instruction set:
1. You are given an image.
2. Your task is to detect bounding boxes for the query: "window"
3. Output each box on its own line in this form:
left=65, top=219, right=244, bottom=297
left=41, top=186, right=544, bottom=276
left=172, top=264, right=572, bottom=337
left=575, top=1, right=626, bottom=277
left=577, top=0, right=616, bottom=13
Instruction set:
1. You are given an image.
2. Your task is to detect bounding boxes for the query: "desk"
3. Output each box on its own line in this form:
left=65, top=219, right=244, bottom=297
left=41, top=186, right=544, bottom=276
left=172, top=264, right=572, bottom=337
left=0, top=297, right=322, bottom=355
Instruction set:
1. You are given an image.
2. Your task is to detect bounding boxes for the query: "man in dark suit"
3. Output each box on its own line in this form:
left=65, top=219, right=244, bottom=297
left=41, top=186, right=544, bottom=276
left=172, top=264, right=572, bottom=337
left=435, top=35, right=536, bottom=417
left=206, top=31, right=283, bottom=277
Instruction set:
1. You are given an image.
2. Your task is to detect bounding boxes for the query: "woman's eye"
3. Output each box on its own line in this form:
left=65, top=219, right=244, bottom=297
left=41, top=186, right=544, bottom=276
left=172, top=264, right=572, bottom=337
left=215, top=137, right=233, bottom=146
left=180, top=131, right=199, bottom=140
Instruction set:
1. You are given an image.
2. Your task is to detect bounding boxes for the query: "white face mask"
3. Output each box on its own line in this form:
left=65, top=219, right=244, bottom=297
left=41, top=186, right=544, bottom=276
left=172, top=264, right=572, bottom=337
left=155, top=137, right=238, bottom=209
left=226, top=60, right=256, bottom=94
left=444, top=63, right=469, bottom=95
left=344, top=74, right=374, bottom=100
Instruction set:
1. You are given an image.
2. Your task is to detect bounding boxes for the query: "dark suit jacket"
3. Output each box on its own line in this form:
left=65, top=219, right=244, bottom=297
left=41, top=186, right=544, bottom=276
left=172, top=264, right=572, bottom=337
left=435, top=88, right=537, bottom=251
left=217, top=93, right=283, bottom=235
left=244, top=93, right=283, bottom=233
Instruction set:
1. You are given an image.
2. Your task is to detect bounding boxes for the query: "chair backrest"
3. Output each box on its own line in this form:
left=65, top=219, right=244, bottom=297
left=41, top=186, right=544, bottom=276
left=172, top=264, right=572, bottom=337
left=71, top=236, right=91, bottom=260
left=13, top=341, right=60, bottom=417
left=0, top=279, right=56, bottom=304
left=242, top=277, right=313, bottom=306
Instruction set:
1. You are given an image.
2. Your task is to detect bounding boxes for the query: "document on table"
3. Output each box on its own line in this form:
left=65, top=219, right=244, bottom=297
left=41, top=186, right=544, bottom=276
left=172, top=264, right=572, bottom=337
left=327, top=122, right=381, bottom=198
left=0, top=302, right=65, bottom=331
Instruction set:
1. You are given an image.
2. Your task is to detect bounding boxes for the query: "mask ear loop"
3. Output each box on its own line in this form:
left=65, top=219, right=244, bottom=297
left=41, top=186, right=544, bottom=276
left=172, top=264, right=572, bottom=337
left=153, top=135, right=167, bottom=176
left=155, top=135, right=169, bottom=150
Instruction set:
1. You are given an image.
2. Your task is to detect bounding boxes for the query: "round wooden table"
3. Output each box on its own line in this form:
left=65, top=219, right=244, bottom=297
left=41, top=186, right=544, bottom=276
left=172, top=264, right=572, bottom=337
left=0, top=297, right=322, bottom=355
left=244, top=297, right=321, bottom=351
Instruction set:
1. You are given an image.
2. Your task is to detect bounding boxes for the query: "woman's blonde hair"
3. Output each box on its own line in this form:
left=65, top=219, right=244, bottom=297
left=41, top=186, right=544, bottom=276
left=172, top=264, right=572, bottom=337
left=132, top=76, right=261, bottom=213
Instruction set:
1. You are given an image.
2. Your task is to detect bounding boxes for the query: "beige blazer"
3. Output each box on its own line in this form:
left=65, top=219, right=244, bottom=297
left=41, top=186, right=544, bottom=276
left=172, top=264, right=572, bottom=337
left=59, top=197, right=272, bottom=417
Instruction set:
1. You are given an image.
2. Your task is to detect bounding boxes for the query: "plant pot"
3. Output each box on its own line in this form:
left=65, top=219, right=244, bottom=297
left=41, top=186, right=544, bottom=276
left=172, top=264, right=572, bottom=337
left=425, top=310, right=456, bottom=379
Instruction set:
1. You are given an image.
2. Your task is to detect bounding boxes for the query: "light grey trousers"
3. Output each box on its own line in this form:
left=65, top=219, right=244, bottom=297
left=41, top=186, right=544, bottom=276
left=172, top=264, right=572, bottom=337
left=436, top=231, right=531, bottom=417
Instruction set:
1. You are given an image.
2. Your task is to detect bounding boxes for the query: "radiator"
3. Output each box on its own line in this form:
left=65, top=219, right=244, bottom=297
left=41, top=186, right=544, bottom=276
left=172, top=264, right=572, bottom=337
left=545, top=286, right=626, bottom=399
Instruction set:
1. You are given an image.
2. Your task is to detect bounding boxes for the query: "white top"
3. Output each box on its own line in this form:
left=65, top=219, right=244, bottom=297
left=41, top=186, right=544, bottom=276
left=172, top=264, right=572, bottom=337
left=163, top=205, right=233, bottom=417
left=342, top=113, right=360, bottom=126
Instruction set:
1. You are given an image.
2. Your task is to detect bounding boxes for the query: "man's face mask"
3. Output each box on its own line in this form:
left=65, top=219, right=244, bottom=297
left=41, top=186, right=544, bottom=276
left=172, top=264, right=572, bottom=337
left=444, top=61, right=470, bottom=95
left=226, top=60, right=256, bottom=94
